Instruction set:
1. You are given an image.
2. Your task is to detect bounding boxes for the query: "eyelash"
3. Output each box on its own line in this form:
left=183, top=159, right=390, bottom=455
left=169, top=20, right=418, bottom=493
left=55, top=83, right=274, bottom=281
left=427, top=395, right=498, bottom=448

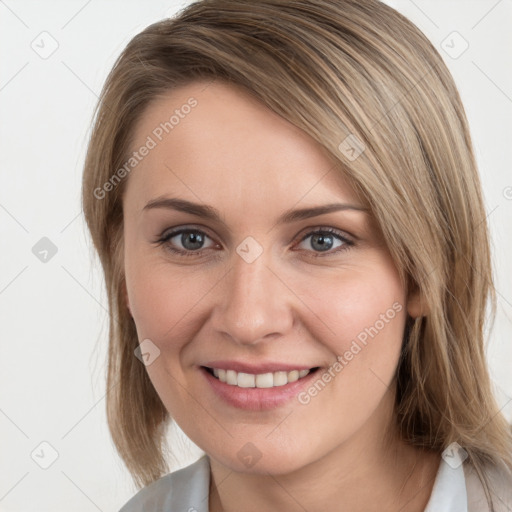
left=154, top=226, right=354, bottom=258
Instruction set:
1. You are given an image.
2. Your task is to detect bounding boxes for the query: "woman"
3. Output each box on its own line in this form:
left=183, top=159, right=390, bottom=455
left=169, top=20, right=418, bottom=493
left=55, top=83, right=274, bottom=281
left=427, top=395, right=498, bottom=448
left=81, top=0, right=512, bottom=510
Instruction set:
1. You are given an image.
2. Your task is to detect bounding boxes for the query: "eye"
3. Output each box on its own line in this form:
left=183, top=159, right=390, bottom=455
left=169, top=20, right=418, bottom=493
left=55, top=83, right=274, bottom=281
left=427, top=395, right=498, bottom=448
left=155, top=228, right=218, bottom=257
left=294, top=227, right=353, bottom=257
left=154, top=226, right=354, bottom=258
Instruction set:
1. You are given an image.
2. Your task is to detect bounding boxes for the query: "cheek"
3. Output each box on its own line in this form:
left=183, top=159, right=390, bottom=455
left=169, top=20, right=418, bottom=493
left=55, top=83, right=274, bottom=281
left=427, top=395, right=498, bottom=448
left=296, top=264, right=407, bottom=376
left=280, top=266, right=407, bottom=450
left=125, top=256, right=211, bottom=408
left=126, top=254, right=211, bottom=343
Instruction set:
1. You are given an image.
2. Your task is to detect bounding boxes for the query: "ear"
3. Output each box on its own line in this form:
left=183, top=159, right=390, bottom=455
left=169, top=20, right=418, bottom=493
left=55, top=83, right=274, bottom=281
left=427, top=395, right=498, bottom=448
left=406, top=281, right=428, bottom=318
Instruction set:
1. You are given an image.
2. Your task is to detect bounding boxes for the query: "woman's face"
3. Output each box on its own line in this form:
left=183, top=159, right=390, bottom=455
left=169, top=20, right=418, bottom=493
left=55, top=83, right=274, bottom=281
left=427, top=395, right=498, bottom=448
left=122, top=79, right=420, bottom=474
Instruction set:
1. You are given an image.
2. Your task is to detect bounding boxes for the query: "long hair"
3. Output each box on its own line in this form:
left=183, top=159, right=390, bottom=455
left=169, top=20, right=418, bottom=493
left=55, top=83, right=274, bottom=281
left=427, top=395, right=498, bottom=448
left=81, top=0, right=512, bottom=507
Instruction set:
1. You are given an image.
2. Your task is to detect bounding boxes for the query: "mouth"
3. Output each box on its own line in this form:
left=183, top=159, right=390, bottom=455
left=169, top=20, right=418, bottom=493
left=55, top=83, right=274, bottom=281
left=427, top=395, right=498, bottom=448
left=202, top=366, right=321, bottom=389
left=199, top=360, right=325, bottom=410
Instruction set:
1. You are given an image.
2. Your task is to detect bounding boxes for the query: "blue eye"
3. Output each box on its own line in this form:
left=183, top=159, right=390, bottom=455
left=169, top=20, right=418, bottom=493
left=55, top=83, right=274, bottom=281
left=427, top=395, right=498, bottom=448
left=296, top=227, right=353, bottom=256
left=155, top=226, right=354, bottom=258
left=156, top=229, right=217, bottom=257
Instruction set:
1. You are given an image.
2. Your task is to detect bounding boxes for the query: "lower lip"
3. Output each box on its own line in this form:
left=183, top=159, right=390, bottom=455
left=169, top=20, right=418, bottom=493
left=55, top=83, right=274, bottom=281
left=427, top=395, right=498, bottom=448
left=200, top=366, right=320, bottom=411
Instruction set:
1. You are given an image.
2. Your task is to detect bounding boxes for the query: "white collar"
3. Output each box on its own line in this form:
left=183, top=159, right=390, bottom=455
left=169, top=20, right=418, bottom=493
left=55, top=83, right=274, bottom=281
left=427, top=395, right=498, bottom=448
left=161, top=455, right=468, bottom=512
left=120, top=454, right=470, bottom=511
left=424, top=458, right=467, bottom=512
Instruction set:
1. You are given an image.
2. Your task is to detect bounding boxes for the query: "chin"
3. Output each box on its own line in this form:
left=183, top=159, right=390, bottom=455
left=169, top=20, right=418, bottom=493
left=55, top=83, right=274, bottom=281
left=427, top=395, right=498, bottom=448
left=208, top=442, right=317, bottom=476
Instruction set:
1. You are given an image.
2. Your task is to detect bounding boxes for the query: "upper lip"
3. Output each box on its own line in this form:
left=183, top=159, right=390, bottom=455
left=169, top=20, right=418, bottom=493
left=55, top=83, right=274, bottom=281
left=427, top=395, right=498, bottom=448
left=202, top=360, right=320, bottom=374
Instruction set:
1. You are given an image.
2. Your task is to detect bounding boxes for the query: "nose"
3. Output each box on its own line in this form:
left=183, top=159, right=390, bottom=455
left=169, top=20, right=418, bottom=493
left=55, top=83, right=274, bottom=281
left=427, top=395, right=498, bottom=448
left=209, top=246, right=295, bottom=346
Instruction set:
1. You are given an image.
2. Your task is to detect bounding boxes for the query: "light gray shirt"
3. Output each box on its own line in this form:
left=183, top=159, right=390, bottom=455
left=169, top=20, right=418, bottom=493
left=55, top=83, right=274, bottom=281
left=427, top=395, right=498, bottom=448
left=119, top=454, right=512, bottom=511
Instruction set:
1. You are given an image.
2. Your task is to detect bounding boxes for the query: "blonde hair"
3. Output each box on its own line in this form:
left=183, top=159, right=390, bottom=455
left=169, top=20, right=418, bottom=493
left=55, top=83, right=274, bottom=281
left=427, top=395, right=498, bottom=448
left=81, top=0, right=512, bottom=507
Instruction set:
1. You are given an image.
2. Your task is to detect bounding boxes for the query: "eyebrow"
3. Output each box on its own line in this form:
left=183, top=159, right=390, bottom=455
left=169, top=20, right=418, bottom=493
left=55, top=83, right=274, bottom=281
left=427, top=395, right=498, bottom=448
left=143, top=196, right=369, bottom=225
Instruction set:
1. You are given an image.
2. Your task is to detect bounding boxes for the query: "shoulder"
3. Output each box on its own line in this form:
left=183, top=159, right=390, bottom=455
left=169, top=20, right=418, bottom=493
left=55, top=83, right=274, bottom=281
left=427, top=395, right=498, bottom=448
left=464, top=460, right=512, bottom=512
left=118, top=455, right=211, bottom=512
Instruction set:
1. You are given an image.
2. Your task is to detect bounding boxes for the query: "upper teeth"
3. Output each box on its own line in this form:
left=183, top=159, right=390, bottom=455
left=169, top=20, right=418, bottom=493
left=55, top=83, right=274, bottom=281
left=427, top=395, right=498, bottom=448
left=212, top=368, right=311, bottom=388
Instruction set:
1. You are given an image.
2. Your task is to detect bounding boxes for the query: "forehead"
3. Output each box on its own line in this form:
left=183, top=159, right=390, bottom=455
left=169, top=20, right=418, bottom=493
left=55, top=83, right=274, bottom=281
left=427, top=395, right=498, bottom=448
left=123, top=79, right=364, bottom=214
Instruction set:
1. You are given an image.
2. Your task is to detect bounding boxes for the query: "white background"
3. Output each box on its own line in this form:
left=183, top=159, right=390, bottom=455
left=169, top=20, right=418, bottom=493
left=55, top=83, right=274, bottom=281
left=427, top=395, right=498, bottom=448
left=1, top=0, right=511, bottom=510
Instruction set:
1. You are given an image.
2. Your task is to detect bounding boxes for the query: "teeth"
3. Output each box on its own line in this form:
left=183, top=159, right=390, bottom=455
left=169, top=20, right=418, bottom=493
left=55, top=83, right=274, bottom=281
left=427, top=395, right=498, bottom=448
left=210, top=367, right=312, bottom=388
left=255, top=373, right=273, bottom=388
left=237, top=372, right=255, bottom=388
left=226, top=369, right=237, bottom=385
left=273, top=371, right=288, bottom=386
left=288, top=370, right=299, bottom=383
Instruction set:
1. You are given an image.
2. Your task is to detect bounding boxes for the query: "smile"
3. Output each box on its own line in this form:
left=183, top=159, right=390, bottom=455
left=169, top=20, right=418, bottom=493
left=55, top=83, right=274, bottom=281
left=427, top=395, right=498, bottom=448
left=200, top=362, right=323, bottom=410
left=206, top=367, right=318, bottom=388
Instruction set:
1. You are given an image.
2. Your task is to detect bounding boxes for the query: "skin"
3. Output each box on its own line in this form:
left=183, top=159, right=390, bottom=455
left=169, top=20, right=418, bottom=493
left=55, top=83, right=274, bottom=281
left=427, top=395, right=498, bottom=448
left=122, top=79, right=440, bottom=512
